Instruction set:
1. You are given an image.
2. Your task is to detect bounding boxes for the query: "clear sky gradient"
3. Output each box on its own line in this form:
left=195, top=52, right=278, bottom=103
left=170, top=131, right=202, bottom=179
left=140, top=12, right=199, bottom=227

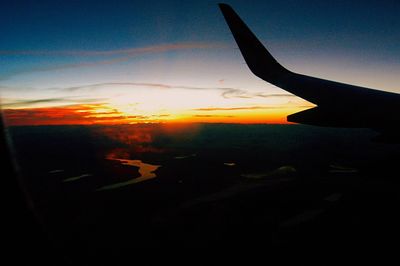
left=1, top=0, right=399, bottom=125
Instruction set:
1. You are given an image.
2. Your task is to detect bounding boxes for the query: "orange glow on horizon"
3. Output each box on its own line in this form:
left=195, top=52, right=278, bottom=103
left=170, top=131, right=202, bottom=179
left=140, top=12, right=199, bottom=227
left=1, top=103, right=310, bottom=126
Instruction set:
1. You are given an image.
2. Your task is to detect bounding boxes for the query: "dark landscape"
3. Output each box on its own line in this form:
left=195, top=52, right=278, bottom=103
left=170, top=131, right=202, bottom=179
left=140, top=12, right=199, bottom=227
left=5, top=123, right=400, bottom=262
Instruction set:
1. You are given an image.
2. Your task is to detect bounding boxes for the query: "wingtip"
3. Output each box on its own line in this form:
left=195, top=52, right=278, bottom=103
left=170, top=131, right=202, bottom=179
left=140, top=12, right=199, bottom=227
left=218, top=3, right=232, bottom=11
left=217, top=1, right=289, bottom=86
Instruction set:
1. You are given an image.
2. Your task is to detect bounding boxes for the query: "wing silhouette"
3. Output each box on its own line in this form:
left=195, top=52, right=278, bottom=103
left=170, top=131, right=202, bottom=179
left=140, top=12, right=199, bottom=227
left=219, top=3, right=400, bottom=134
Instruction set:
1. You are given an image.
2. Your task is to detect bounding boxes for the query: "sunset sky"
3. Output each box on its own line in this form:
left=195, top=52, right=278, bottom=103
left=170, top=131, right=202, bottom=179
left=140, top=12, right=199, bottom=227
left=1, top=0, right=399, bottom=125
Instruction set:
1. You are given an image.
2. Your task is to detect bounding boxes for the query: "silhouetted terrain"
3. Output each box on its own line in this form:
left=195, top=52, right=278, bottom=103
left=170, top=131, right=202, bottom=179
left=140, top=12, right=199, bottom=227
left=6, top=124, right=400, bottom=262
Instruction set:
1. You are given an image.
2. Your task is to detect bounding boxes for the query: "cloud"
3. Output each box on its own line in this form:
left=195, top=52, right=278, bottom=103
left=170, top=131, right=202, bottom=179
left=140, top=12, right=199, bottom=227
left=2, top=105, right=95, bottom=125
left=221, top=88, right=295, bottom=99
left=3, top=81, right=295, bottom=104
left=60, top=82, right=174, bottom=92
left=0, top=42, right=226, bottom=80
left=49, top=82, right=296, bottom=101
left=0, top=96, right=106, bottom=108
left=0, top=42, right=225, bottom=57
left=192, top=106, right=279, bottom=111
left=1, top=81, right=304, bottom=112
left=1, top=97, right=70, bottom=107
left=58, top=82, right=236, bottom=92
left=193, top=115, right=235, bottom=118
left=152, top=114, right=170, bottom=117
left=1, top=102, right=174, bottom=126
left=1, top=103, right=147, bottom=126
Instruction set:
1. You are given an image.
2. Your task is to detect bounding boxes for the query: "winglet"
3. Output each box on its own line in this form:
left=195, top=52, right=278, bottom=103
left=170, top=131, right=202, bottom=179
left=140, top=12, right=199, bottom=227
left=218, top=3, right=290, bottom=85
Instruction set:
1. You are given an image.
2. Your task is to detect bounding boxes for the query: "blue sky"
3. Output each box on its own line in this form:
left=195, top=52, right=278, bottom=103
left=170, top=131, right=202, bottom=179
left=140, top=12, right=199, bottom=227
left=1, top=0, right=399, bottom=124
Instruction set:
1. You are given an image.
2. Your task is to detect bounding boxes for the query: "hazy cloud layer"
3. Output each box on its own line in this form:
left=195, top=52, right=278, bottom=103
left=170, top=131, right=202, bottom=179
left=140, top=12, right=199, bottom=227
left=1, top=103, right=158, bottom=126
left=222, top=88, right=295, bottom=99
left=0, top=42, right=226, bottom=80
left=1, top=81, right=301, bottom=109
left=0, top=96, right=106, bottom=108
left=53, top=82, right=297, bottom=101
left=56, top=82, right=234, bottom=92
left=193, top=106, right=280, bottom=111
left=56, top=82, right=235, bottom=92
left=0, top=42, right=224, bottom=57
left=193, top=114, right=235, bottom=118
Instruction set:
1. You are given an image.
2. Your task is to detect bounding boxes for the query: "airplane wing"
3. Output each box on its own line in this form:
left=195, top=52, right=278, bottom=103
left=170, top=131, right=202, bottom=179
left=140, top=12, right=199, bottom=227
left=219, top=3, right=400, bottom=130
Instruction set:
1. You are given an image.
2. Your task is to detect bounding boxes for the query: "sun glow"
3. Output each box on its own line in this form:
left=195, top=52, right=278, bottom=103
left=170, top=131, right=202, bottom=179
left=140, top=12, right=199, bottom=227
left=1, top=79, right=314, bottom=126
left=2, top=87, right=313, bottom=126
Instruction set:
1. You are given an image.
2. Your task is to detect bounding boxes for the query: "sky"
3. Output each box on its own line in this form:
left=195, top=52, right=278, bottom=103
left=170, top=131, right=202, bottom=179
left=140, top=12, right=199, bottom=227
left=0, top=0, right=399, bottom=125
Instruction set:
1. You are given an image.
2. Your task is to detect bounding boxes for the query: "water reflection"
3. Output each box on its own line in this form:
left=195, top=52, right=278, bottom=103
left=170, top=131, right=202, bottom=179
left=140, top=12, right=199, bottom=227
left=63, top=174, right=92, bottom=182
left=97, top=158, right=161, bottom=191
left=329, top=164, right=358, bottom=173
left=174, top=154, right=196, bottom=159
left=241, top=165, right=296, bottom=179
left=48, top=169, right=64, bottom=174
